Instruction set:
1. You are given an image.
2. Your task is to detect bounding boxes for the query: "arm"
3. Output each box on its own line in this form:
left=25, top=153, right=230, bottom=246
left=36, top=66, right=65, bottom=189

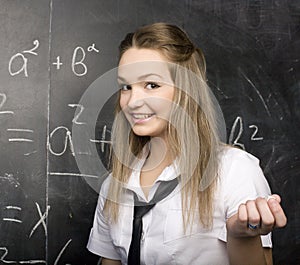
left=227, top=234, right=266, bottom=265
left=101, top=258, right=122, bottom=265
left=226, top=195, right=286, bottom=265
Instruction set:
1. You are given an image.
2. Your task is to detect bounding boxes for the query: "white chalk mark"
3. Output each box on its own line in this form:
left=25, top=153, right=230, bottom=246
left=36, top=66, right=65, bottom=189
left=239, top=69, right=271, bottom=116
left=0, top=173, right=20, bottom=187
left=87, top=43, right=100, bottom=53
left=3, top=218, right=22, bottom=223
left=8, top=138, right=33, bottom=142
left=29, top=203, right=50, bottom=238
left=0, top=93, right=14, bottom=115
left=228, top=116, right=245, bottom=150
left=72, top=46, right=87, bottom=76
left=23, top=40, right=39, bottom=56
left=90, top=139, right=112, bottom=144
left=52, top=56, right=63, bottom=69
left=8, top=53, right=28, bottom=77
left=5, top=206, right=21, bottom=210
left=0, top=111, right=14, bottom=115
left=49, top=172, right=99, bottom=178
left=77, top=151, right=91, bottom=155
left=7, top=128, right=34, bottom=142
left=0, top=247, right=46, bottom=264
left=101, top=125, right=107, bottom=152
left=8, top=40, right=39, bottom=77
left=48, top=126, right=75, bottom=156
left=19, top=261, right=46, bottom=264
left=249, top=125, right=263, bottom=141
left=53, top=239, right=72, bottom=265
left=7, top=128, right=34, bottom=132
left=264, top=145, right=275, bottom=171
left=46, top=1, right=53, bottom=261
left=3, top=205, right=22, bottom=223
left=68, top=104, right=86, bottom=124
left=24, top=150, right=38, bottom=156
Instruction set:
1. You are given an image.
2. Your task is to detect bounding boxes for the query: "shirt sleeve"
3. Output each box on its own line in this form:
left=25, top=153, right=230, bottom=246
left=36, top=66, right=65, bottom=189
left=87, top=176, right=121, bottom=260
left=217, top=147, right=272, bottom=247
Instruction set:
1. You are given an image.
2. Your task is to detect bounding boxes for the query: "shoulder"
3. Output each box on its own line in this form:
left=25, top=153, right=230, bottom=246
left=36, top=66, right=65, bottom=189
left=218, top=146, right=261, bottom=178
left=219, top=145, right=260, bottom=166
left=218, top=146, right=271, bottom=195
left=217, top=146, right=271, bottom=218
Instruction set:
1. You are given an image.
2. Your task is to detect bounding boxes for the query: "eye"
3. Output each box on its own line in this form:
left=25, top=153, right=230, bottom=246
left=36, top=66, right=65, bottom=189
left=145, top=82, right=160, bottom=90
left=120, top=84, right=131, bottom=91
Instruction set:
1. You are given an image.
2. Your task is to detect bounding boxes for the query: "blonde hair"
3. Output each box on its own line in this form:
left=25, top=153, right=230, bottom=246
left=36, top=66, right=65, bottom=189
left=105, top=22, right=220, bottom=229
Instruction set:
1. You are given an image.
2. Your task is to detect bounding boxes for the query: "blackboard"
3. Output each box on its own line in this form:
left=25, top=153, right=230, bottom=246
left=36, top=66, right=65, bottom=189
left=0, top=0, right=299, bottom=264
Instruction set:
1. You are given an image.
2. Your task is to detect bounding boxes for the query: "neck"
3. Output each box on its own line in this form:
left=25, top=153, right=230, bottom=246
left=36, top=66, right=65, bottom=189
left=143, top=137, right=173, bottom=171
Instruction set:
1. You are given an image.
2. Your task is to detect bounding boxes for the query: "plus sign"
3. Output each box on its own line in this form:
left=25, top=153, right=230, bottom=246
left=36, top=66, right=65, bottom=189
left=52, top=56, right=63, bottom=70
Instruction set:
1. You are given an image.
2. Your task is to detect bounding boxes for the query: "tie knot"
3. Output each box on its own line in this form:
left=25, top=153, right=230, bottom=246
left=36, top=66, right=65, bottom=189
left=134, top=204, right=155, bottom=219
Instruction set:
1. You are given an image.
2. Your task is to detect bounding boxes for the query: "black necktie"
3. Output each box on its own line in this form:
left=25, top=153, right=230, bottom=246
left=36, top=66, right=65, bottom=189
left=127, top=177, right=179, bottom=265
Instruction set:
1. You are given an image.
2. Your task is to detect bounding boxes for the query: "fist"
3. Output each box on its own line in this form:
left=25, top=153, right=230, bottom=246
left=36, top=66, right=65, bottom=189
left=226, top=194, right=287, bottom=237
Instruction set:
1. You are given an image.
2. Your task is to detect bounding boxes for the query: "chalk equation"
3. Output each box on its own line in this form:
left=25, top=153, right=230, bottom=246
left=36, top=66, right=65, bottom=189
left=0, top=201, right=76, bottom=265
left=1, top=91, right=264, bottom=158
left=1, top=202, right=49, bottom=237
left=8, top=39, right=100, bottom=77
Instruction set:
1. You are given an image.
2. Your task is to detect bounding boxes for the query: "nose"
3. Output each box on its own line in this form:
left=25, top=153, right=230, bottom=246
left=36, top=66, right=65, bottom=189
left=126, top=85, right=145, bottom=109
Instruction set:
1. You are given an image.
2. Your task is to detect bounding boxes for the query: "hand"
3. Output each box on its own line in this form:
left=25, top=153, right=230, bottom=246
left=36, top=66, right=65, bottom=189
left=226, top=194, right=287, bottom=238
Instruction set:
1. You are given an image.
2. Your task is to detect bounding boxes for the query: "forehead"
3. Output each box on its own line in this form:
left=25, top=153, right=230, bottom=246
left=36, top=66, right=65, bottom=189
left=118, top=48, right=173, bottom=84
left=119, top=48, right=167, bottom=65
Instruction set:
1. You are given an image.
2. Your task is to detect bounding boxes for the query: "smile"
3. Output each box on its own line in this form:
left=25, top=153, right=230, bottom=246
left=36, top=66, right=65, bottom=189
left=130, top=113, right=155, bottom=124
left=132, top=113, right=154, bottom=119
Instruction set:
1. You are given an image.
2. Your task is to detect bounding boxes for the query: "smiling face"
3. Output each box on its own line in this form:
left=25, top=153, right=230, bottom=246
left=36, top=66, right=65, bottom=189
left=118, top=48, right=175, bottom=140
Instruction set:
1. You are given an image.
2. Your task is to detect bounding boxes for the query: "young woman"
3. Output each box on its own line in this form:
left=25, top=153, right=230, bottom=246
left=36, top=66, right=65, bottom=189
left=87, top=23, right=287, bottom=265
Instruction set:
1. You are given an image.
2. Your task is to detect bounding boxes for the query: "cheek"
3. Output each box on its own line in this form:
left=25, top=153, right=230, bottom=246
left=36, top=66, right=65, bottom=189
left=119, top=95, right=127, bottom=110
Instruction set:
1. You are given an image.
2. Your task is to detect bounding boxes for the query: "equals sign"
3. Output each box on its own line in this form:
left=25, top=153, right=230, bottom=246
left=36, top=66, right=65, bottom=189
left=7, top=128, right=34, bottom=142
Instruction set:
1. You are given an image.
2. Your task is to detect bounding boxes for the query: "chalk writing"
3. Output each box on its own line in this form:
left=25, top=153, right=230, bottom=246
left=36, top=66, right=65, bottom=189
left=48, top=126, right=75, bottom=156
left=49, top=172, right=99, bottom=178
left=90, top=125, right=112, bottom=153
left=3, top=205, right=22, bottom=224
left=8, top=40, right=39, bottom=77
left=229, top=116, right=245, bottom=149
left=71, top=44, right=100, bottom=76
left=68, top=104, right=86, bottom=124
left=53, top=239, right=72, bottom=265
left=249, top=124, right=263, bottom=141
left=29, top=203, right=50, bottom=238
left=0, top=247, right=46, bottom=264
left=228, top=116, right=263, bottom=150
left=0, top=93, right=14, bottom=115
left=52, top=56, right=63, bottom=70
left=72, top=47, right=87, bottom=77
left=7, top=128, right=34, bottom=143
left=87, top=43, right=100, bottom=53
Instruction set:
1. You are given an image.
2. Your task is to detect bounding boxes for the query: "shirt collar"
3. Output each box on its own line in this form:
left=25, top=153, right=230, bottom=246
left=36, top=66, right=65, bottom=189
left=125, top=144, right=180, bottom=199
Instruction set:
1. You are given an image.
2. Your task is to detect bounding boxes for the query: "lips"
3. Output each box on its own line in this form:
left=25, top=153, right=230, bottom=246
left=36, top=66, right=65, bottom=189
left=130, top=113, right=155, bottom=124
left=132, top=113, right=154, bottom=119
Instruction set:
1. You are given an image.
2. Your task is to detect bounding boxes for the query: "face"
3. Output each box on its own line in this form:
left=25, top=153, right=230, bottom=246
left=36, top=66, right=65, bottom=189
left=118, top=48, right=175, bottom=139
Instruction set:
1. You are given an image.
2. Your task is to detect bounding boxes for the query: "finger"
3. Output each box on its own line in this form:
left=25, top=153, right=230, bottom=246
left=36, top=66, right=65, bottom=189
left=255, top=197, right=275, bottom=233
left=267, top=194, right=281, bottom=203
left=267, top=196, right=287, bottom=227
left=238, top=203, right=248, bottom=226
left=245, top=200, right=261, bottom=228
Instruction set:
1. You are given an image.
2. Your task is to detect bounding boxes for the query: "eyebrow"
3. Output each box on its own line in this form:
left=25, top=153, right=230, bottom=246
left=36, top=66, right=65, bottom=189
left=117, top=73, right=164, bottom=83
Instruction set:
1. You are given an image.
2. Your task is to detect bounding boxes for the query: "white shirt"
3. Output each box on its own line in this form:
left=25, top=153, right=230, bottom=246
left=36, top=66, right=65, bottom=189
left=87, top=147, right=272, bottom=265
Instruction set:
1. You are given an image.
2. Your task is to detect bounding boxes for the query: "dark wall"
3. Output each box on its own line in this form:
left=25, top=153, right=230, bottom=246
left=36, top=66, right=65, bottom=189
left=0, top=0, right=299, bottom=264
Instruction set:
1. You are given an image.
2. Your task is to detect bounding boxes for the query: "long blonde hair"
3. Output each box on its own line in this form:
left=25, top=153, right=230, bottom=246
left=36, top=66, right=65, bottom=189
left=105, top=22, right=221, bottom=229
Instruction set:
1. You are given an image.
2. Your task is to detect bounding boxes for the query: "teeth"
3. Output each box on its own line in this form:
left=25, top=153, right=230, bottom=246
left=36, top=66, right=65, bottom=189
left=132, top=114, right=153, bottom=119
